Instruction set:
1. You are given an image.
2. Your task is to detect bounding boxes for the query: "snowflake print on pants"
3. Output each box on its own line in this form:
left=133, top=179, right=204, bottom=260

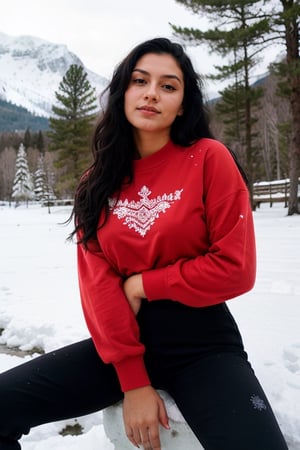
left=250, top=394, right=267, bottom=411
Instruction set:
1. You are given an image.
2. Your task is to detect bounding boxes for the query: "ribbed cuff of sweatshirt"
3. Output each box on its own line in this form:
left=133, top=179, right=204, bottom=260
left=142, top=267, right=169, bottom=300
left=114, top=355, right=151, bottom=392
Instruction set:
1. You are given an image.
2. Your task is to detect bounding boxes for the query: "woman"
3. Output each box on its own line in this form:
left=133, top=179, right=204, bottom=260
left=0, top=38, right=288, bottom=450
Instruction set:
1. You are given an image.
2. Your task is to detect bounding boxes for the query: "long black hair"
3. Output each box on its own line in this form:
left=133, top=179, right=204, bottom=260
left=70, top=37, right=215, bottom=246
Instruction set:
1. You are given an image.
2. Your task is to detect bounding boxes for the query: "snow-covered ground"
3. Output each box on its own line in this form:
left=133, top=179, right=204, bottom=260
left=0, top=202, right=299, bottom=449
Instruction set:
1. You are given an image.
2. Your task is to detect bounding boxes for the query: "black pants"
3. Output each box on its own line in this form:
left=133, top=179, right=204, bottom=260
left=0, top=301, right=288, bottom=450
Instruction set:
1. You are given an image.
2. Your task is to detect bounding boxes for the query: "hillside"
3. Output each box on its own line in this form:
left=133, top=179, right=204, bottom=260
left=0, top=31, right=107, bottom=118
left=0, top=99, right=49, bottom=132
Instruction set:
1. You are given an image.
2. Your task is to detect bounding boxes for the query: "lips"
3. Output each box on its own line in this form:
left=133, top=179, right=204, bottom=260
left=137, top=105, right=160, bottom=113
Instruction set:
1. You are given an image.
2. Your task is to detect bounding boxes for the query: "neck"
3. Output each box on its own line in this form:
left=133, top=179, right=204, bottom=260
left=134, top=130, right=170, bottom=158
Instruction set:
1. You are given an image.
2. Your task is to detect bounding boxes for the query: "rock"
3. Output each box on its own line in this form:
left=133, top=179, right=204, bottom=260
left=103, top=390, right=203, bottom=449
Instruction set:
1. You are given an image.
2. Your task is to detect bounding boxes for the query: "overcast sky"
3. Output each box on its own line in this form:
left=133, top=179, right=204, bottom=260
left=1, top=0, right=283, bottom=97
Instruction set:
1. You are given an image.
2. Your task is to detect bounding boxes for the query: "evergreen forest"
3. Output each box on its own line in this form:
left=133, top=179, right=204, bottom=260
left=0, top=99, right=49, bottom=132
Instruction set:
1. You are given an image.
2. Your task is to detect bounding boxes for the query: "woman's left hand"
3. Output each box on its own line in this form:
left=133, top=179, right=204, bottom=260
left=123, top=385, right=169, bottom=449
left=123, top=274, right=145, bottom=315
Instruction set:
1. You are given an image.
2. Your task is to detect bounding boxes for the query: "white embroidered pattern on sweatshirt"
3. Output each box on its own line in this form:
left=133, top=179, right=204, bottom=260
left=109, top=185, right=183, bottom=237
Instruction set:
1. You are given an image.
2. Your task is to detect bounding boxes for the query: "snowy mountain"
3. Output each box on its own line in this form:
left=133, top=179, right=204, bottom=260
left=0, top=32, right=108, bottom=117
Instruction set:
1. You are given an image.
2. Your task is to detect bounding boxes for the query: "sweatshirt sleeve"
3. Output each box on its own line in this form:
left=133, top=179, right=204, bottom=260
left=77, top=238, right=150, bottom=391
left=142, top=142, right=256, bottom=307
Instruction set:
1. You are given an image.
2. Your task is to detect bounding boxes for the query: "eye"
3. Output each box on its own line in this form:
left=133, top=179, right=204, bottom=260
left=132, top=77, right=147, bottom=85
left=162, top=84, right=176, bottom=92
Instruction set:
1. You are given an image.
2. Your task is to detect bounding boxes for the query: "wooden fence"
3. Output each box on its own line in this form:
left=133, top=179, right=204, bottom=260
left=253, top=179, right=299, bottom=208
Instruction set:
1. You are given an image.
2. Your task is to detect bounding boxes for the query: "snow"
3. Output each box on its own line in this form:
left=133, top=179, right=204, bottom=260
left=0, top=202, right=299, bottom=449
left=0, top=32, right=108, bottom=117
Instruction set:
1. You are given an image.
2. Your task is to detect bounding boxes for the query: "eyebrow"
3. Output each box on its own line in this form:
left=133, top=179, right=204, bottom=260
left=132, top=68, right=182, bottom=84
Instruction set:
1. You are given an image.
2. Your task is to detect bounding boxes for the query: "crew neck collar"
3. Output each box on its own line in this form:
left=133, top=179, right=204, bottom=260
left=133, top=140, right=177, bottom=171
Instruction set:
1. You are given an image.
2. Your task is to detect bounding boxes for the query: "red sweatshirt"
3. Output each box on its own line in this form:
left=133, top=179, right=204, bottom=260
left=77, top=138, right=256, bottom=392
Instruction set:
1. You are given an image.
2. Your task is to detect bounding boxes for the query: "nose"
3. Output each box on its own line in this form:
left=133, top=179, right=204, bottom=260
left=144, top=83, right=159, bottom=102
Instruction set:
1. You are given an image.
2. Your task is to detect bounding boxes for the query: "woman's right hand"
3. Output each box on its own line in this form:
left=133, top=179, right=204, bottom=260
left=123, top=385, right=170, bottom=449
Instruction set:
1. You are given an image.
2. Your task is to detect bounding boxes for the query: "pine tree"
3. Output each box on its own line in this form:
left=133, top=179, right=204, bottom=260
left=11, top=143, right=34, bottom=205
left=36, top=131, right=45, bottom=154
left=172, top=0, right=299, bottom=213
left=171, top=0, right=273, bottom=205
left=48, top=64, right=97, bottom=198
left=23, top=127, right=32, bottom=149
left=34, top=154, right=56, bottom=203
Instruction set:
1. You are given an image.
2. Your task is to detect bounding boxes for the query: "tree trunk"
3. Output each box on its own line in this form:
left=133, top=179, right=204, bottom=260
left=283, top=0, right=300, bottom=214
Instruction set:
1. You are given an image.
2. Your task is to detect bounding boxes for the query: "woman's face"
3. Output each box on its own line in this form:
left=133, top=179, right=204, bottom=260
left=124, top=52, right=184, bottom=136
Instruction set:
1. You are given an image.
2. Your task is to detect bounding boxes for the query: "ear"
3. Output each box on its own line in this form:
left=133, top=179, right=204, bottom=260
left=177, top=105, right=184, bottom=116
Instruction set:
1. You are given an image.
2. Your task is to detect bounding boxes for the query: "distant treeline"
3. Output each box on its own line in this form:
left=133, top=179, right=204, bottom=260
left=0, top=99, right=49, bottom=132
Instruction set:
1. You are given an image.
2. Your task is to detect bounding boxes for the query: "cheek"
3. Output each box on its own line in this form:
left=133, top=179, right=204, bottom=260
left=169, top=98, right=184, bottom=117
left=124, top=91, right=133, bottom=118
